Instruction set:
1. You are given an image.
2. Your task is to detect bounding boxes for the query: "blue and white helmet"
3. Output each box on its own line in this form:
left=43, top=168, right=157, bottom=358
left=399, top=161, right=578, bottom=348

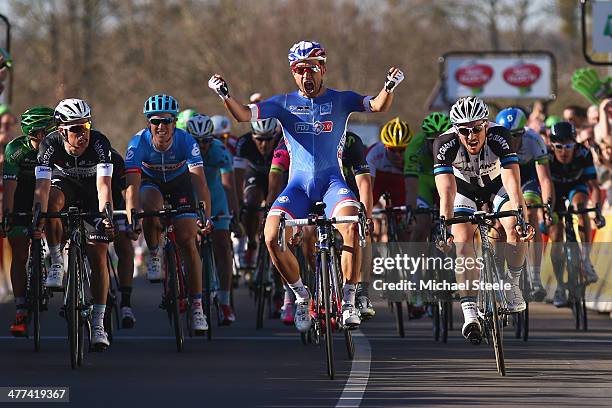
left=187, top=114, right=214, bottom=140
left=211, top=115, right=231, bottom=136
left=143, top=94, right=179, bottom=117
left=496, top=108, right=527, bottom=131
left=288, top=40, right=327, bottom=66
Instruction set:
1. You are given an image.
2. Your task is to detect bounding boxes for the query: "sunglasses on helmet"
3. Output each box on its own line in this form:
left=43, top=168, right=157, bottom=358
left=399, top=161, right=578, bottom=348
left=291, top=65, right=321, bottom=75
left=61, top=122, right=91, bottom=133
left=149, top=117, right=176, bottom=125
left=455, top=122, right=486, bottom=137
left=552, top=142, right=575, bottom=150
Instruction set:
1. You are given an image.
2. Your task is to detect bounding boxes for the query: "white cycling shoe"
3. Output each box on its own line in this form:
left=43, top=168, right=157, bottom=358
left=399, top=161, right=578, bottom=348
left=342, top=303, right=361, bottom=328
left=191, top=307, right=208, bottom=334
left=294, top=300, right=312, bottom=333
left=92, top=325, right=110, bottom=351
left=461, top=302, right=482, bottom=345
left=45, top=264, right=65, bottom=288
left=356, top=295, right=375, bottom=319
left=146, top=256, right=164, bottom=282
left=505, top=279, right=526, bottom=313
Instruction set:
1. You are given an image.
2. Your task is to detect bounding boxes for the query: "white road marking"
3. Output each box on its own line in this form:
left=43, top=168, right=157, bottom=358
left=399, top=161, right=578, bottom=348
left=336, top=330, right=371, bottom=408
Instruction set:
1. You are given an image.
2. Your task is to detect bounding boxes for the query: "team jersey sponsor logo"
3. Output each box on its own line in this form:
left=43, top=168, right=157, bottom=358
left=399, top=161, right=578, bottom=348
left=295, top=121, right=334, bottom=135
left=191, top=143, right=200, bottom=157
left=436, top=139, right=457, bottom=161
left=320, top=102, right=332, bottom=115
left=142, top=160, right=186, bottom=172
left=490, top=133, right=510, bottom=150
left=56, top=165, right=98, bottom=178
left=278, top=195, right=290, bottom=203
left=338, top=188, right=349, bottom=195
left=289, top=105, right=311, bottom=114
left=126, top=149, right=135, bottom=161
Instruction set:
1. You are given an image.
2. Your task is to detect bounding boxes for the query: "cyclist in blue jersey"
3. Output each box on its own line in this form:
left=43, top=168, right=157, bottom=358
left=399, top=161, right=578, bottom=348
left=124, top=94, right=212, bottom=335
left=496, top=107, right=555, bottom=300
left=187, top=114, right=240, bottom=325
left=209, top=40, right=403, bottom=331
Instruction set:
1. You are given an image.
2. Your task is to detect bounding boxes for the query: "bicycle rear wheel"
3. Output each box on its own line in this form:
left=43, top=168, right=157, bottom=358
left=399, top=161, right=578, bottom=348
left=523, top=303, right=529, bottom=342
left=166, top=245, right=183, bottom=352
left=319, top=251, right=335, bottom=380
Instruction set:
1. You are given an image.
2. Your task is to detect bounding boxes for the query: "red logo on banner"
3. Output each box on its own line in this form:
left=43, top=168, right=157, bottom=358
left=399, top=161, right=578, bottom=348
left=503, top=64, right=541, bottom=88
left=455, top=64, right=494, bottom=88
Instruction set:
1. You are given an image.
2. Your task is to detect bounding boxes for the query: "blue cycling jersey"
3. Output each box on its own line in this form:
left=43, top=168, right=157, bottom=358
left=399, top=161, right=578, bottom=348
left=201, top=138, right=233, bottom=229
left=125, top=128, right=203, bottom=182
left=251, top=88, right=372, bottom=218
left=251, top=89, right=371, bottom=179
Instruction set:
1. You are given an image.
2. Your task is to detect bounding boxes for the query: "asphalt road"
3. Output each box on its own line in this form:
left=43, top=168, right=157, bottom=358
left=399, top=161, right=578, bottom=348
left=1, top=276, right=611, bottom=408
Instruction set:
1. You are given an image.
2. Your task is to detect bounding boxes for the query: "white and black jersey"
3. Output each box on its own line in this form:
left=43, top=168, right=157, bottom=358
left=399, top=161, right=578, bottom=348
left=432, top=122, right=519, bottom=214
left=35, top=129, right=113, bottom=181
left=433, top=122, right=518, bottom=187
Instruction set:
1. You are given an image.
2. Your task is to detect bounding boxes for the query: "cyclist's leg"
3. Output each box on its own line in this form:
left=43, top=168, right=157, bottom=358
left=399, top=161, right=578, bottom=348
left=549, top=192, right=567, bottom=306
left=452, top=182, right=481, bottom=340
left=241, top=171, right=265, bottom=267
left=140, top=179, right=164, bottom=281
left=264, top=181, right=311, bottom=332
left=211, top=200, right=235, bottom=323
left=570, top=185, right=597, bottom=283
left=8, top=233, right=29, bottom=335
left=45, top=180, right=68, bottom=287
left=522, top=179, right=546, bottom=298
left=324, top=178, right=362, bottom=326
left=115, top=227, right=136, bottom=326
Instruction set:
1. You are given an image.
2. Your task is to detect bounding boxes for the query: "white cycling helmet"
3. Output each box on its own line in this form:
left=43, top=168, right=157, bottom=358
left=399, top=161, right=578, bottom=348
left=54, top=98, right=92, bottom=123
left=187, top=114, right=214, bottom=140
left=211, top=115, right=231, bottom=136
left=449, top=96, right=489, bottom=125
left=251, top=118, right=278, bottom=136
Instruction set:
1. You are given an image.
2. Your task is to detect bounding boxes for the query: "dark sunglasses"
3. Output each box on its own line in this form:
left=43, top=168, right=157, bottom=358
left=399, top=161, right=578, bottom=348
left=149, top=117, right=175, bottom=125
left=253, top=135, right=274, bottom=142
left=0, top=61, right=10, bottom=70
left=456, top=122, right=485, bottom=136
left=197, top=138, right=213, bottom=144
left=510, top=129, right=525, bottom=137
left=552, top=142, right=575, bottom=150
left=291, top=65, right=321, bottom=75
left=61, top=122, right=91, bottom=134
left=387, top=147, right=406, bottom=154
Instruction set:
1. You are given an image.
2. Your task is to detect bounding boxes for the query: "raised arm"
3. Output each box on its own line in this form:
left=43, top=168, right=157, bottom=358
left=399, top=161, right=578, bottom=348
left=368, top=67, right=404, bottom=113
left=208, top=74, right=252, bottom=122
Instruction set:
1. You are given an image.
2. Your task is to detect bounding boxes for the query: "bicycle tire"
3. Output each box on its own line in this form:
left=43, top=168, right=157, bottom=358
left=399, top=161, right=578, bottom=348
left=441, top=301, right=450, bottom=343
left=255, top=246, right=268, bottom=330
left=166, top=244, right=183, bottom=352
left=395, top=302, right=405, bottom=338
left=31, top=239, right=42, bottom=352
left=486, top=252, right=506, bottom=376
left=104, top=292, right=114, bottom=343
left=514, top=312, right=522, bottom=339
left=320, top=250, right=335, bottom=380
left=523, top=303, right=529, bottom=342
left=201, top=240, right=214, bottom=340
left=76, top=250, right=87, bottom=366
left=432, top=303, right=440, bottom=341
left=344, top=329, right=355, bottom=360
left=582, top=296, right=588, bottom=331
left=68, top=244, right=79, bottom=369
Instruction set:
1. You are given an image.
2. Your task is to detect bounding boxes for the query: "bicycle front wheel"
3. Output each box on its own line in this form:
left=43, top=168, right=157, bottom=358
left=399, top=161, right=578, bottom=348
left=67, top=245, right=79, bottom=369
left=31, top=239, right=43, bottom=352
left=320, top=251, right=335, bottom=380
left=166, top=245, right=183, bottom=352
left=485, top=252, right=506, bottom=376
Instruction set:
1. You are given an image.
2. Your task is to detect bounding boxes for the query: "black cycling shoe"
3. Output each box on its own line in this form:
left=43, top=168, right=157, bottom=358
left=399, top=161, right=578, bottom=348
left=462, top=321, right=482, bottom=345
